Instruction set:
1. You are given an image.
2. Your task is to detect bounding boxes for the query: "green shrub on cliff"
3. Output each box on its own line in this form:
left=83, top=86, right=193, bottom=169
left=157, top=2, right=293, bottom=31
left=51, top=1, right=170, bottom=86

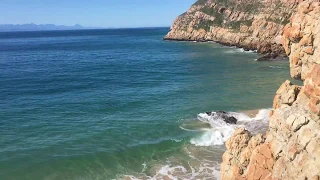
left=201, top=6, right=224, bottom=24
left=191, top=0, right=267, bottom=32
left=195, top=20, right=215, bottom=31
left=229, top=20, right=253, bottom=30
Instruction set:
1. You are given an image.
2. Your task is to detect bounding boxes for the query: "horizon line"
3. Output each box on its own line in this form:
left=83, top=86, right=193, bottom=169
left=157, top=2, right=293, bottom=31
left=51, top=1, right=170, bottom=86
left=0, top=26, right=171, bottom=33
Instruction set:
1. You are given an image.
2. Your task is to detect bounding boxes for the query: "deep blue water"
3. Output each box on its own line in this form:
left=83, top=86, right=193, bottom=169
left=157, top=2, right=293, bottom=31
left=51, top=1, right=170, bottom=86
left=0, top=28, right=291, bottom=179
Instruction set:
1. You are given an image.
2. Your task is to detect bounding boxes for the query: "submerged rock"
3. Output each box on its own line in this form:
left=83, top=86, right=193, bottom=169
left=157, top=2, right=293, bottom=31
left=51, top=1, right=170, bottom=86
left=256, top=53, right=279, bottom=61
left=206, top=111, right=237, bottom=124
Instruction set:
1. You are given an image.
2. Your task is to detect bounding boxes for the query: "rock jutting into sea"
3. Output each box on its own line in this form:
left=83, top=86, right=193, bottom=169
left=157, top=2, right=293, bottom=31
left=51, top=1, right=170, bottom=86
left=206, top=111, right=238, bottom=124
left=164, top=0, right=305, bottom=57
left=220, top=1, right=320, bottom=179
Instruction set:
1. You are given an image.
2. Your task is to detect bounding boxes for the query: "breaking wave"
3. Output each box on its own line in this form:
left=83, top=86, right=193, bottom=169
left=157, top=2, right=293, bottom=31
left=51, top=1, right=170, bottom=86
left=224, top=47, right=257, bottom=54
left=190, top=109, right=271, bottom=146
left=122, top=109, right=271, bottom=180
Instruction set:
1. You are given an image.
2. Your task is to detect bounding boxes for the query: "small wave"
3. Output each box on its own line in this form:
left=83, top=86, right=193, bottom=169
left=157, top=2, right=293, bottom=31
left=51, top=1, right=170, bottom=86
left=269, top=66, right=282, bottom=69
left=224, top=47, right=256, bottom=54
left=189, top=109, right=271, bottom=146
left=122, top=109, right=271, bottom=180
left=172, top=139, right=183, bottom=142
left=238, top=48, right=256, bottom=53
left=122, top=146, right=221, bottom=180
left=179, top=126, right=203, bottom=132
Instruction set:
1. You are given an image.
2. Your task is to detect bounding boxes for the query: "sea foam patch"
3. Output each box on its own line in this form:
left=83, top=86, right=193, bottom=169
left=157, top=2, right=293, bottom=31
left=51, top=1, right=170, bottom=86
left=122, top=109, right=271, bottom=180
left=122, top=145, right=222, bottom=180
left=190, top=109, right=271, bottom=146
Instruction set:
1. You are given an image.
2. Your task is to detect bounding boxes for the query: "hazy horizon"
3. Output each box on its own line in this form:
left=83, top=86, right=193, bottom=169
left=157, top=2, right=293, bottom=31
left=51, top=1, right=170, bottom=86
left=0, top=23, right=172, bottom=32
left=1, top=0, right=196, bottom=28
left=0, top=23, right=171, bottom=29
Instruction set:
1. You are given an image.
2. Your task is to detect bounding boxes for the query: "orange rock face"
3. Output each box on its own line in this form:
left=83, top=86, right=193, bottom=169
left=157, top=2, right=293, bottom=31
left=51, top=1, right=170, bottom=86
left=283, top=1, right=320, bottom=80
left=221, top=1, right=320, bottom=180
left=164, top=0, right=303, bottom=54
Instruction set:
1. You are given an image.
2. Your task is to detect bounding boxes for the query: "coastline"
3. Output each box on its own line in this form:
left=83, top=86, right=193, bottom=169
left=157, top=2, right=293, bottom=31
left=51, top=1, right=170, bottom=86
left=220, top=1, right=320, bottom=179
left=164, top=38, right=290, bottom=62
left=163, top=36, right=284, bottom=56
left=162, top=0, right=304, bottom=58
left=162, top=0, right=320, bottom=179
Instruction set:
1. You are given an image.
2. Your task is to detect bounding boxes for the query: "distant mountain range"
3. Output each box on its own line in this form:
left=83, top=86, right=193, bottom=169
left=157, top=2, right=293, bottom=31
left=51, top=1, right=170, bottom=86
left=0, top=23, right=94, bottom=32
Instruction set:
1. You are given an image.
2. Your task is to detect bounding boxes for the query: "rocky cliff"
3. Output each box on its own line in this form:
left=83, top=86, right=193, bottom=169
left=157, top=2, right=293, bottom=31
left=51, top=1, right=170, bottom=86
left=220, top=1, right=320, bottom=179
left=164, top=0, right=305, bottom=55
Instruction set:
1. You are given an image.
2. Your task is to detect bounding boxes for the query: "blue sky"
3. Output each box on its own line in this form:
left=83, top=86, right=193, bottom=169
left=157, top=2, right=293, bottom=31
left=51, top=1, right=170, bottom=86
left=1, top=0, right=196, bottom=27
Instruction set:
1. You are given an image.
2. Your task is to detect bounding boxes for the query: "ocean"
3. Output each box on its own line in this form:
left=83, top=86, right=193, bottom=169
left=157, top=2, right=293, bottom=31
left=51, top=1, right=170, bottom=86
left=0, top=28, right=292, bottom=180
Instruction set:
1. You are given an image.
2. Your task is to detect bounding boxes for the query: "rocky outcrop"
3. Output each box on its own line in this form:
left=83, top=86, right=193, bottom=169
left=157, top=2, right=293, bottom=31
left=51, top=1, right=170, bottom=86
left=282, top=0, right=320, bottom=80
left=220, top=128, right=269, bottom=180
left=164, top=0, right=304, bottom=55
left=221, top=1, right=320, bottom=180
left=206, top=111, right=238, bottom=124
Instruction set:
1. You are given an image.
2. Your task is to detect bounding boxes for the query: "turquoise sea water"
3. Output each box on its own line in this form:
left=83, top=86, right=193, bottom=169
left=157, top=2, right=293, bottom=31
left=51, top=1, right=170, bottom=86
left=0, top=28, right=291, bottom=179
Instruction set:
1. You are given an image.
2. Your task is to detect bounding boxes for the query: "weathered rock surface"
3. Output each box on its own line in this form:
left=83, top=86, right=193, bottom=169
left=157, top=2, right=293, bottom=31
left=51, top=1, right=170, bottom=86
left=221, top=1, right=320, bottom=179
left=164, top=0, right=304, bottom=55
left=283, top=0, right=320, bottom=80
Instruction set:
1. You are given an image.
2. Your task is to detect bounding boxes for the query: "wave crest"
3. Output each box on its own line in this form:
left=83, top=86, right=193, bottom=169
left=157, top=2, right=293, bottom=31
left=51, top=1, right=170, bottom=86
left=190, top=109, right=271, bottom=146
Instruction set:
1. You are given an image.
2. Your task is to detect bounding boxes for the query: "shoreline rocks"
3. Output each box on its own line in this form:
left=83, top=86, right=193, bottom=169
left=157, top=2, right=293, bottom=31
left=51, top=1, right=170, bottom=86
left=256, top=53, right=279, bottom=61
left=221, top=1, right=320, bottom=179
left=206, top=111, right=238, bottom=124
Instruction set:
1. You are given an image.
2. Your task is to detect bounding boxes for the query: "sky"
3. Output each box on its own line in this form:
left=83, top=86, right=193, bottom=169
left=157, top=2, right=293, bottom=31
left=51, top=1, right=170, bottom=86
left=1, top=0, right=196, bottom=28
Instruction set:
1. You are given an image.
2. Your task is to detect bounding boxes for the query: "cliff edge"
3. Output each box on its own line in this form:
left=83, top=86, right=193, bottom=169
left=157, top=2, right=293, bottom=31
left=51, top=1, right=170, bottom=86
left=220, top=1, right=320, bottom=179
left=164, top=0, right=304, bottom=55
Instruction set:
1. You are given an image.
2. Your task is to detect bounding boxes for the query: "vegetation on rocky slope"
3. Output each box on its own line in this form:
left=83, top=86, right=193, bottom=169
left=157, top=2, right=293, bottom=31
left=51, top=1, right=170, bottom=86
left=165, top=0, right=300, bottom=54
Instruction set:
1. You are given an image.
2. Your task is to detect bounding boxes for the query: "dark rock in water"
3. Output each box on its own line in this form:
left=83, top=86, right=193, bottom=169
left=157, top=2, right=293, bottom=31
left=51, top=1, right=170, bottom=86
left=257, top=53, right=279, bottom=61
left=207, top=111, right=238, bottom=124
left=223, top=115, right=237, bottom=124
left=216, top=110, right=227, bottom=114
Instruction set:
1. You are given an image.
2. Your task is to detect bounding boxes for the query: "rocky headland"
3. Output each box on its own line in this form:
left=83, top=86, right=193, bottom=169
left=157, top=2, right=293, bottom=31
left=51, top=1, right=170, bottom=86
left=220, top=1, right=320, bottom=179
left=165, top=0, right=320, bottom=179
left=164, top=0, right=305, bottom=56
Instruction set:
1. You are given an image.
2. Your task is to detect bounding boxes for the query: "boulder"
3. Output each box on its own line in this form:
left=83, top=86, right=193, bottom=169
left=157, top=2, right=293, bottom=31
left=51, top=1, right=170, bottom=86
left=256, top=53, right=278, bottom=61
left=206, top=111, right=238, bottom=124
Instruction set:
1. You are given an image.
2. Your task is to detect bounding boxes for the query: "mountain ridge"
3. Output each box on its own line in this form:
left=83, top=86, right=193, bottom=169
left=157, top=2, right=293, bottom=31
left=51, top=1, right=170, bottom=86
left=0, top=23, right=88, bottom=32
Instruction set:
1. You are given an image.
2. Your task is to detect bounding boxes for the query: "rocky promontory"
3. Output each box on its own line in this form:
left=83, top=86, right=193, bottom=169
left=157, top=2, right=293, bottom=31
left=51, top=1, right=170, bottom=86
left=164, top=0, right=304, bottom=55
left=220, top=1, right=320, bottom=179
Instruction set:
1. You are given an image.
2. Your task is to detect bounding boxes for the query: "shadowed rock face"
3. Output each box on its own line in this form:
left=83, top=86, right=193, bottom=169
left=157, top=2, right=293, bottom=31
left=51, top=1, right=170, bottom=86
left=221, top=1, right=320, bottom=179
left=164, top=0, right=304, bottom=55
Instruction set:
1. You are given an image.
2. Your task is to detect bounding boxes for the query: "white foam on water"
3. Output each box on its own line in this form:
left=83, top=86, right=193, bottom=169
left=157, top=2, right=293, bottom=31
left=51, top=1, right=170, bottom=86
left=190, top=109, right=271, bottom=146
left=269, top=65, right=282, bottom=69
left=124, top=147, right=220, bottom=180
left=251, top=109, right=271, bottom=121
left=157, top=165, right=187, bottom=180
left=122, top=109, right=271, bottom=180
left=172, top=139, right=183, bottom=142
left=238, top=48, right=256, bottom=53
left=225, top=47, right=256, bottom=54
left=141, top=162, right=147, bottom=173
left=179, top=126, right=203, bottom=132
